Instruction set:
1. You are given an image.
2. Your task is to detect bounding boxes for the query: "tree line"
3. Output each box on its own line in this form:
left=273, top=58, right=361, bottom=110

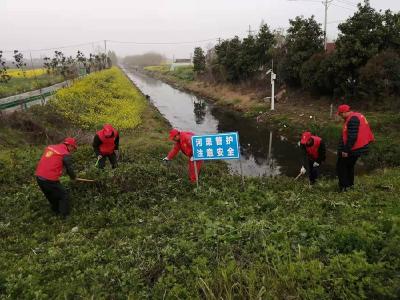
left=122, top=52, right=166, bottom=68
left=193, top=0, right=400, bottom=104
left=0, top=50, right=117, bottom=83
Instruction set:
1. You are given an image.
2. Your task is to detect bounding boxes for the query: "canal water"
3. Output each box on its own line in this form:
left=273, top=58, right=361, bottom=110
left=123, top=68, right=341, bottom=178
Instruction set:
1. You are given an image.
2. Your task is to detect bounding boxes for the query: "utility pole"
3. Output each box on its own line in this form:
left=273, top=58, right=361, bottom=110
left=104, top=40, right=108, bottom=68
left=247, top=25, right=254, bottom=36
left=288, top=0, right=332, bottom=51
left=323, top=0, right=329, bottom=50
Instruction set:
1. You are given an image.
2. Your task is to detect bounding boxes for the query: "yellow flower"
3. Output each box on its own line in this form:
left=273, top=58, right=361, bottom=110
left=50, top=67, right=146, bottom=130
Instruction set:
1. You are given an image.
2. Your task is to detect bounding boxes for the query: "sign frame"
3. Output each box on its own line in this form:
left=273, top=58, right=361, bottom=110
left=191, top=132, right=244, bottom=188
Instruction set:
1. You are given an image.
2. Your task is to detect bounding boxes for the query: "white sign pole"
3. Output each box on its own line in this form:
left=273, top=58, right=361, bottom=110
left=239, top=158, right=244, bottom=189
left=193, top=160, right=199, bottom=188
left=271, top=72, right=276, bottom=111
left=266, top=69, right=276, bottom=111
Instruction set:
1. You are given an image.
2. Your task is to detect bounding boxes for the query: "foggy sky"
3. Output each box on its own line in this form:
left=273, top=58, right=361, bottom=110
left=1, top=0, right=399, bottom=60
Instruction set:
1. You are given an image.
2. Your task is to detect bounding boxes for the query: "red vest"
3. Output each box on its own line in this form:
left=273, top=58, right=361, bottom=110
left=342, top=112, right=374, bottom=150
left=167, top=131, right=194, bottom=160
left=35, top=144, right=70, bottom=181
left=178, top=132, right=194, bottom=157
left=97, top=128, right=118, bottom=155
left=306, top=136, right=321, bottom=161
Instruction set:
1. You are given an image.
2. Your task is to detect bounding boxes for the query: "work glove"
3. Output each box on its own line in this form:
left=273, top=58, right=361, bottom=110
left=313, top=162, right=320, bottom=167
left=97, top=155, right=103, bottom=160
left=300, top=166, right=306, bottom=175
left=162, top=157, right=169, bottom=162
left=190, top=157, right=194, bottom=162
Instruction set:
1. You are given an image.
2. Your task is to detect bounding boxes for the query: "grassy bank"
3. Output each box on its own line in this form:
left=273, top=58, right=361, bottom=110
left=0, top=69, right=65, bottom=98
left=143, top=65, right=400, bottom=169
left=1, top=67, right=400, bottom=299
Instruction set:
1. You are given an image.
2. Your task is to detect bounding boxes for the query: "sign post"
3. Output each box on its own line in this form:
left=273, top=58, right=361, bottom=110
left=191, top=132, right=242, bottom=188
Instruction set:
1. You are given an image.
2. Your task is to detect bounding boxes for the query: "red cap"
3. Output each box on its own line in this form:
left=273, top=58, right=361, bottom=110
left=103, top=124, right=114, bottom=137
left=63, top=137, right=77, bottom=149
left=300, top=131, right=312, bottom=144
left=169, top=128, right=180, bottom=140
left=337, top=104, right=351, bottom=114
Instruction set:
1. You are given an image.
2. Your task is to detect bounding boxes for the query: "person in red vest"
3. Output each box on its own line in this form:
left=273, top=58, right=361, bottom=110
left=93, top=124, right=119, bottom=169
left=337, top=104, right=374, bottom=192
left=163, top=128, right=203, bottom=183
left=299, top=131, right=326, bottom=184
left=35, top=137, right=77, bottom=217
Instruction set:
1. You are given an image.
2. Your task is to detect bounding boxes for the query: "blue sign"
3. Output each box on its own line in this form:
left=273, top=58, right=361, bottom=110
left=191, top=132, right=240, bottom=161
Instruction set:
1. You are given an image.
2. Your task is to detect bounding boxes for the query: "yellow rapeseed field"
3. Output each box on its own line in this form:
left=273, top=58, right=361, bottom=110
left=7, top=68, right=47, bottom=78
left=50, top=67, right=146, bottom=129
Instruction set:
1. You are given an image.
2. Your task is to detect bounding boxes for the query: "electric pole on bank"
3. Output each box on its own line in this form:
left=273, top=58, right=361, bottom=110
left=288, top=0, right=333, bottom=50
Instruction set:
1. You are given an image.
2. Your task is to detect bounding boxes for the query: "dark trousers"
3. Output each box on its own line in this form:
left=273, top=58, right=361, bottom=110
left=308, top=160, right=319, bottom=184
left=336, top=155, right=359, bottom=190
left=98, top=153, right=117, bottom=169
left=36, top=177, right=70, bottom=216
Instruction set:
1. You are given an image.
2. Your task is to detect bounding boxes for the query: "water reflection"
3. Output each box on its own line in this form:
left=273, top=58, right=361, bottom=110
left=192, top=96, right=206, bottom=124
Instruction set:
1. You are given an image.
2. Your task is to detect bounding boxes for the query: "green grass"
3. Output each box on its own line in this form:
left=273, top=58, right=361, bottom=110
left=1, top=69, right=400, bottom=299
left=145, top=65, right=194, bottom=82
left=0, top=73, right=65, bottom=98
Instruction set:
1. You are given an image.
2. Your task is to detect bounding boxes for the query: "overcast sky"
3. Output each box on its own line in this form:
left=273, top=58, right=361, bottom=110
left=1, top=0, right=399, bottom=60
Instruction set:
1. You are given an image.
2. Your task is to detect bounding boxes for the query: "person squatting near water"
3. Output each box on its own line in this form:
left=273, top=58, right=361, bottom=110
left=93, top=124, right=119, bottom=169
left=35, top=137, right=77, bottom=217
left=336, top=104, right=374, bottom=192
left=299, top=131, right=326, bottom=184
left=163, top=128, right=203, bottom=183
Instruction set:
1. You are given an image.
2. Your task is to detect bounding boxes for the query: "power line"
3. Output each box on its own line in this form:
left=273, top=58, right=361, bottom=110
left=335, top=0, right=358, bottom=7
left=107, top=38, right=218, bottom=45
left=2, top=41, right=103, bottom=54
left=327, top=19, right=346, bottom=24
left=331, top=2, right=356, bottom=10
left=1, top=38, right=220, bottom=55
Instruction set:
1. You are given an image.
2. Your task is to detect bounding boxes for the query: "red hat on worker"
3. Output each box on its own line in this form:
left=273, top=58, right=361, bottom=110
left=300, top=131, right=312, bottom=144
left=169, top=128, right=180, bottom=140
left=63, top=137, right=77, bottom=149
left=337, top=104, right=351, bottom=114
left=103, top=124, right=115, bottom=137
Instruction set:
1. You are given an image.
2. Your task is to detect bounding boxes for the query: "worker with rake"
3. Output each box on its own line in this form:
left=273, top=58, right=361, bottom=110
left=93, top=124, right=120, bottom=169
left=35, top=137, right=78, bottom=217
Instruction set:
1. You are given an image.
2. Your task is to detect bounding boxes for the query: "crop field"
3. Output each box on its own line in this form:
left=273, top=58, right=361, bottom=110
left=0, top=69, right=64, bottom=98
left=145, top=65, right=194, bottom=81
left=50, top=67, right=146, bottom=129
left=1, top=68, right=399, bottom=299
left=7, top=68, right=48, bottom=78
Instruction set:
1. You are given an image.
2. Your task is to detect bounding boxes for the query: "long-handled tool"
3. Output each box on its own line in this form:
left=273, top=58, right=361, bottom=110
left=95, top=157, right=101, bottom=167
left=294, top=172, right=304, bottom=181
left=76, top=177, right=96, bottom=183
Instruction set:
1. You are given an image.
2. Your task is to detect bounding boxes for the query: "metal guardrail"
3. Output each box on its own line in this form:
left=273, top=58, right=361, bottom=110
left=0, top=74, right=89, bottom=112
left=0, top=90, right=56, bottom=110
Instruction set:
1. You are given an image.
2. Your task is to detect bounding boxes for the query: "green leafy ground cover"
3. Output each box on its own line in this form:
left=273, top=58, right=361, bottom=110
left=1, top=68, right=399, bottom=299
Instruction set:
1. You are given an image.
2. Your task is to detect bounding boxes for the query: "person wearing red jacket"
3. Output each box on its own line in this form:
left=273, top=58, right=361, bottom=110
left=299, top=131, right=326, bottom=184
left=336, top=104, right=374, bottom=192
left=35, top=137, right=77, bottom=217
left=93, top=124, right=119, bottom=169
left=163, top=128, right=203, bottom=182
